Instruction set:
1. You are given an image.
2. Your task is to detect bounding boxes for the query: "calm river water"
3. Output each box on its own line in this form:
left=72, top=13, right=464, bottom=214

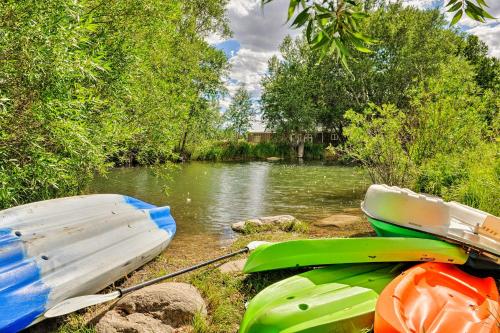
left=89, top=161, right=370, bottom=241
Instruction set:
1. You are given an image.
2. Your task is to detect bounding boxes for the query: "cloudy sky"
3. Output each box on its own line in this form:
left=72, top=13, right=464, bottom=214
left=211, top=0, right=500, bottom=110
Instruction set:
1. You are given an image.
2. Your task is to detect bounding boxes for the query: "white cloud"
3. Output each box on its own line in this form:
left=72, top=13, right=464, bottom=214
left=228, top=48, right=275, bottom=93
left=228, top=0, right=300, bottom=52
left=220, top=48, right=275, bottom=110
left=401, top=0, right=500, bottom=58
left=467, top=23, right=500, bottom=58
left=450, top=1, right=500, bottom=58
left=227, top=0, right=260, bottom=17
left=217, top=0, right=300, bottom=110
left=401, top=0, right=438, bottom=9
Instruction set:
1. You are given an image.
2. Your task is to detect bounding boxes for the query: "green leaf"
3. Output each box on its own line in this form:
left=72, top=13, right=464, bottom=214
left=306, top=20, right=313, bottom=43
left=465, top=7, right=483, bottom=22
left=465, top=0, right=493, bottom=19
left=287, top=0, right=299, bottom=21
left=313, top=4, right=330, bottom=13
left=311, top=32, right=330, bottom=50
left=480, top=9, right=495, bottom=19
left=351, top=36, right=373, bottom=53
left=352, top=32, right=376, bottom=44
left=333, top=38, right=350, bottom=58
left=447, top=2, right=462, bottom=12
left=476, top=0, right=488, bottom=7
left=351, top=12, right=369, bottom=19
left=450, top=9, right=463, bottom=25
left=354, top=45, right=372, bottom=53
left=291, top=7, right=310, bottom=27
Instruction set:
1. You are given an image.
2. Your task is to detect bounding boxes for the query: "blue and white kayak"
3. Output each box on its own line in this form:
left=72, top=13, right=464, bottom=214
left=0, top=194, right=176, bottom=333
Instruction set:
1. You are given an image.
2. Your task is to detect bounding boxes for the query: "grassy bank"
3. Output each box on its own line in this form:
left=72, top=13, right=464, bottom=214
left=190, top=140, right=326, bottom=161
left=34, top=212, right=372, bottom=333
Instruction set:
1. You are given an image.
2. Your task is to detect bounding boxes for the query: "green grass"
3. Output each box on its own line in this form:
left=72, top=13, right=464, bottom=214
left=189, top=256, right=307, bottom=333
left=53, top=315, right=96, bottom=333
left=240, top=219, right=308, bottom=235
left=192, top=311, right=210, bottom=333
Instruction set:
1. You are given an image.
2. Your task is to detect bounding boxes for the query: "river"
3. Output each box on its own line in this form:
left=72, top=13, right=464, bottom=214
left=89, top=161, right=370, bottom=243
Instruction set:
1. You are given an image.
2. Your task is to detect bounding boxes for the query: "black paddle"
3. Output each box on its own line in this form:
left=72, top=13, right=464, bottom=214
left=44, top=241, right=269, bottom=318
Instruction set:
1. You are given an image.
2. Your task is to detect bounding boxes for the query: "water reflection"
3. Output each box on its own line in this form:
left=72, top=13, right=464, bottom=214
left=88, top=161, right=370, bottom=240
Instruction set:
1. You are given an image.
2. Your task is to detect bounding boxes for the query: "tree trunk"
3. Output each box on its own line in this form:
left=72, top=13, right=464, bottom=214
left=179, top=130, right=188, bottom=154
left=179, top=106, right=195, bottom=154
left=297, top=139, right=305, bottom=159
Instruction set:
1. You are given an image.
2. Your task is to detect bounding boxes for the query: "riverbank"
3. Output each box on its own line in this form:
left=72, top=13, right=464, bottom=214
left=31, top=209, right=373, bottom=333
left=190, top=140, right=329, bottom=161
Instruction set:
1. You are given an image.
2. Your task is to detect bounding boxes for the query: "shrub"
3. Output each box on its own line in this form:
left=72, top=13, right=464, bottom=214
left=343, top=57, right=499, bottom=214
left=240, top=219, right=308, bottom=235
left=191, top=140, right=321, bottom=161
left=344, top=104, right=414, bottom=185
left=304, top=143, right=324, bottom=160
left=252, top=142, right=278, bottom=159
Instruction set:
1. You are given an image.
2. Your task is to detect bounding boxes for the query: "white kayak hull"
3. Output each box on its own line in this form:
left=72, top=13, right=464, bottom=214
left=362, top=184, right=499, bottom=256
left=0, top=194, right=176, bottom=332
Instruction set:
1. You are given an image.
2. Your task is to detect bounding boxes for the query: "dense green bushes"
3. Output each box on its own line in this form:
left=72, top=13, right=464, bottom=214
left=414, top=145, right=499, bottom=216
left=343, top=59, right=499, bottom=215
left=0, top=2, right=110, bottom=207
left=0, top=0, right=228, bottom=208
left=191, top=141, right=325, bottom=161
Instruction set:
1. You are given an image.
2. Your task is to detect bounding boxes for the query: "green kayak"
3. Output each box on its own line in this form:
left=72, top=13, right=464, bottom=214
left=368, top=217, right=439, bottom=239
left=243, top=237, right=467, bottom=273
left=369, top=217, right=500, bottom=271
left=239, top=263, right=403, bottom=333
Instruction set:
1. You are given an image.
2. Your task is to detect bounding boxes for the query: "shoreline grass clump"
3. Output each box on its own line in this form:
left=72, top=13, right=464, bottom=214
left=190, top=140, right=325, bottom=161
left=240, top=219, right=309, bottom=235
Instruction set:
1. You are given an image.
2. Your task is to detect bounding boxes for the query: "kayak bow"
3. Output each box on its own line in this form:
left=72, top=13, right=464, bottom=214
left=240, top=263, right=404, bottom=333
left=243, top=237, right=468, bottom=273
left=0, top=194, right=176, bottom=332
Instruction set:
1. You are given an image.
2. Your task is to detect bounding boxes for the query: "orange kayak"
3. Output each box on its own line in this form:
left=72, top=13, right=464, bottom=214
left=375, top=262, right=499, bottom=333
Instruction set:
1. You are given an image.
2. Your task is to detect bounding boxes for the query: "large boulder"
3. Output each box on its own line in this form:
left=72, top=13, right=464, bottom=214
left=231, top=218, right=262, bottom=232
left=231, top=215, right=296, bottom=233
left=96, top=312, right=174, bottom=333
left=260, top=215, right=296, bottom=224
left=95, top=282, right=206, bottom=333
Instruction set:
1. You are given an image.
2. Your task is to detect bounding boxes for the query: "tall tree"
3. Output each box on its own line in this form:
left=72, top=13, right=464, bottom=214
left=461, top=34, right=500, bottom=91
left=343, top=57, right=499, bottom=214
left=225, top=85, right=255, bottom=140
left=262, top=4, right=463, bottom=144
left=0, top=0, right=230, bottom=208
left=262, top=37, right=319, bottom=156
left=263, top=0, right=494, bottom=69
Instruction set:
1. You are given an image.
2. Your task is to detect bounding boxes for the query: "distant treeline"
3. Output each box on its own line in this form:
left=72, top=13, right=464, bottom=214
left=191, top=141, right=326, bottom=161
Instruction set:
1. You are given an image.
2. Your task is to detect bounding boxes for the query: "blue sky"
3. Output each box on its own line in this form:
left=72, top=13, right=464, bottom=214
left=216, top=39, right=241, bottom=59
left=210, top=0, right=500, bottom=111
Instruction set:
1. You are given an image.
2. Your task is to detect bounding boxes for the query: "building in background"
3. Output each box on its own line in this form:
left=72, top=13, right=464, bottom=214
left=247, top=120, right=273, bottom=143
left=247, top=121, right=341, bottom=146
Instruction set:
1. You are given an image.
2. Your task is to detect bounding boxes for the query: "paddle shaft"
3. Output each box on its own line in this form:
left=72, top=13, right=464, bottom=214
left=118, top=247, right=249, bottom=295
